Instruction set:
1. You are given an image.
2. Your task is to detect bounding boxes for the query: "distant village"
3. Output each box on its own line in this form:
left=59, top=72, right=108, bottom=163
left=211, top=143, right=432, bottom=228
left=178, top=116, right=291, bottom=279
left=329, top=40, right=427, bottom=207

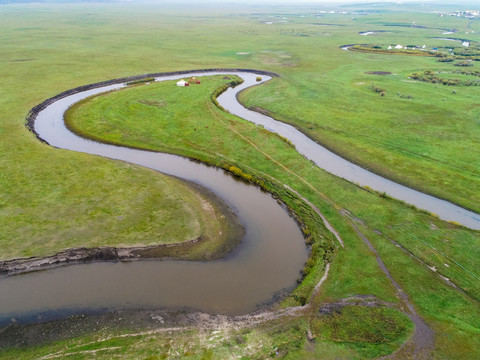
left=387, top=41, right=470, bottom=52
left=436, top=10, right=480, bottom=19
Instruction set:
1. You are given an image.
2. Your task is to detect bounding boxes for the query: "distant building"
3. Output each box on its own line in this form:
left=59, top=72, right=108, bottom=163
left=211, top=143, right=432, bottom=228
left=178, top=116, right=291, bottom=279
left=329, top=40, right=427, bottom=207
left=176, top=79, right=189, bottom=87
left=395, top=44, right=403, bottom=49
left=387, top=45, right=392, bottom=50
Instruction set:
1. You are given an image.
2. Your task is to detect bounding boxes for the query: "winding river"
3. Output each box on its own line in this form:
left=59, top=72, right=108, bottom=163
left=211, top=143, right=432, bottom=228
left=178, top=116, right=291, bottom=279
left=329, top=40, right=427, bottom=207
left=218, top=73, right=480, bottom=229
left=1, top=69, right=479, bottom=325
left=0, top=71, right=308, bottom=324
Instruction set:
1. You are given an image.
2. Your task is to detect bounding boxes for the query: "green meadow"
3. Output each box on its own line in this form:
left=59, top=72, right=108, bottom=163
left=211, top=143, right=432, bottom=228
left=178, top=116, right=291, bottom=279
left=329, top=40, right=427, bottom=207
left=0, top=1, right=479, bottom=359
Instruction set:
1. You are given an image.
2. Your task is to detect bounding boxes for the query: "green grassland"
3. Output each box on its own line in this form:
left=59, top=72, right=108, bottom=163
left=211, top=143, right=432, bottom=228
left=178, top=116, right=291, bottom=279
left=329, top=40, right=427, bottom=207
left=63, top=72, right=479, bottom=358
left=238, top=30, right=480, bottom=212
left=0, top=151, right=238, bottom=260
left=0, top=1, right=479, bottom=359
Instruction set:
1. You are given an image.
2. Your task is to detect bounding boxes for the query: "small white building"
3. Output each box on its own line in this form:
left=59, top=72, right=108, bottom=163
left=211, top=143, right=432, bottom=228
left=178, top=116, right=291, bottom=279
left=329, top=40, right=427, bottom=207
left=387, top=45, right=392, bottom=50
left=422, top=44, right=426, bottom=49
left=462, top=41, right=470, bottom=47
left=395, top=44, right=403, bottom=49
left=176, top=79, right=188, bottom=87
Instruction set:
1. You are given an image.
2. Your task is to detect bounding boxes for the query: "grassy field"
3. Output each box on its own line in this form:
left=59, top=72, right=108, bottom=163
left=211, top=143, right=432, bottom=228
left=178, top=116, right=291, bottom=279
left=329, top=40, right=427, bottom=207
left=63, top=72, right=479, bottom=358
left=0, top=152, right=239, bottom=260
left=237, top=16, right=480, bottom=212
left=0, top=1, right=479, bottom=359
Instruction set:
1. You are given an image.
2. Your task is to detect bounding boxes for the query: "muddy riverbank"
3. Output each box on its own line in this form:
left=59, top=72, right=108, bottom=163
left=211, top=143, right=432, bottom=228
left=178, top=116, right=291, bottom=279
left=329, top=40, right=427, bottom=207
left=0, top=179, right=245, bottom=276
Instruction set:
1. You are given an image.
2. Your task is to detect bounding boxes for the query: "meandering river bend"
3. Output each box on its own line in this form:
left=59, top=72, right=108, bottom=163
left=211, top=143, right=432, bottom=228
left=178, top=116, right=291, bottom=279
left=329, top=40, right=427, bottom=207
left=1, top=69, right=478, bottom=325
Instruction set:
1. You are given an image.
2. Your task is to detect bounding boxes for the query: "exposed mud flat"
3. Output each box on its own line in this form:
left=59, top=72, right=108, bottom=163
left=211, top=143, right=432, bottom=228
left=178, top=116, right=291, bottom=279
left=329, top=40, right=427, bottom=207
left=0, top=305, right=295, bottom=349
left=0, top=238, right=225, bottom=277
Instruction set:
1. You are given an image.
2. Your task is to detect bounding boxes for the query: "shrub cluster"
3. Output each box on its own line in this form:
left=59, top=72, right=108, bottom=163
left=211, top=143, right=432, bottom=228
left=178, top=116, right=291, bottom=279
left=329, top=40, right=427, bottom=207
left=370, top=84, right=386, bottom=96
left=126, top=77, right=155, bottom=86
left=351, top=45, right=436, bottom=57
left=210, top=78, right=245, bottom=112
left=347, top=43, right=480, bottom=64
left=454, top=69, right=480, bottom=76
left=397, top=93, right=414, bottom=99
left=454, top=60, right=474, bottom=67
left=463, top=80, right=480, bottom=86
left=228, top=165, right=253, bottom=182
left=452, top=69, right=480, bottom=86
left=409, top=70, right=461, bottom=86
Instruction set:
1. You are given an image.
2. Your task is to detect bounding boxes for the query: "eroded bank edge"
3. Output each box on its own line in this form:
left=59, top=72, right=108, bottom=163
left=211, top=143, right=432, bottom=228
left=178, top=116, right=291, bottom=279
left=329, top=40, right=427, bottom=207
left=0, top=178, right=245, bottom=276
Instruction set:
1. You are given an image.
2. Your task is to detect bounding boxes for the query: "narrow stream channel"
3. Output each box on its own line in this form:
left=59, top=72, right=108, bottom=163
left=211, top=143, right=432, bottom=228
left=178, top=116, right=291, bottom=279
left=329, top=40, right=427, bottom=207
left=217, top=73, right=480, bottom=230
left=1, top=68, right=478, bottom=326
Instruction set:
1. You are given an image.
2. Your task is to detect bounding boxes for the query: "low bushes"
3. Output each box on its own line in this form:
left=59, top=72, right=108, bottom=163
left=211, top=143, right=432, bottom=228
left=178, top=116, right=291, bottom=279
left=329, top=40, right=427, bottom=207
left=409, top=69, right=480, bottom=86
left=210, top=78, right=244, bottom=112
left=409, top=70, right=461, bottom=86
left=370, top=84, right=386, bottom=96
left=350, top=45, right=436, bottom=57
left=126, top=77, right=155, bottom=86
left=454, top=60, right=474, bottom=67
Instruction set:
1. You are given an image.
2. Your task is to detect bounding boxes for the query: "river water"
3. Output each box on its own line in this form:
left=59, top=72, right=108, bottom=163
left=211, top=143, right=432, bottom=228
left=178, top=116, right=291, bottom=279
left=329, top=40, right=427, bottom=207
left=1, top=68, right=478, bottom=325
left=217, top=74, right=480, bottom=230
left=0, top=72, right=308, bottom=323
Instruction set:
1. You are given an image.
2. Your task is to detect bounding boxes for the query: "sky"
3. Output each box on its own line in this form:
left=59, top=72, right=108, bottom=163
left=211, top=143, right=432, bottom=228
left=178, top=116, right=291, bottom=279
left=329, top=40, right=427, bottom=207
left=137, top=0, right=475, bottom=5
left=173, top=0, right=436, bottom=3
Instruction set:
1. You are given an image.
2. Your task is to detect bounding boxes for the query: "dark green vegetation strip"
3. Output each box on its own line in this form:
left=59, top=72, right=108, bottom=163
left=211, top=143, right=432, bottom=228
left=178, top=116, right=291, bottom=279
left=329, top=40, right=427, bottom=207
left=349, top=44, right=438, bottom=56
left=348, top=44, right=480, bottom=61
left=125, top=77, right=155, bottom=86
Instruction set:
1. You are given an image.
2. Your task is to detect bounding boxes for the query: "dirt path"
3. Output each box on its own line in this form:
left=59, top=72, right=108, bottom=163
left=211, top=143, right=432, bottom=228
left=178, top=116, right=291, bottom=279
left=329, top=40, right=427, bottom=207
left=341, top=210, right=434, bottom=359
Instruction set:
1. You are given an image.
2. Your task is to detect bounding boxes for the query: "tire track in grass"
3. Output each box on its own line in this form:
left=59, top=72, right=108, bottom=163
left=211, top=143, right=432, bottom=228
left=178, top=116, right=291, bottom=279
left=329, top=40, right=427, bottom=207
left=206, top=99, right=344, bottom=248
left=342, top=210, right=434, bottom=359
